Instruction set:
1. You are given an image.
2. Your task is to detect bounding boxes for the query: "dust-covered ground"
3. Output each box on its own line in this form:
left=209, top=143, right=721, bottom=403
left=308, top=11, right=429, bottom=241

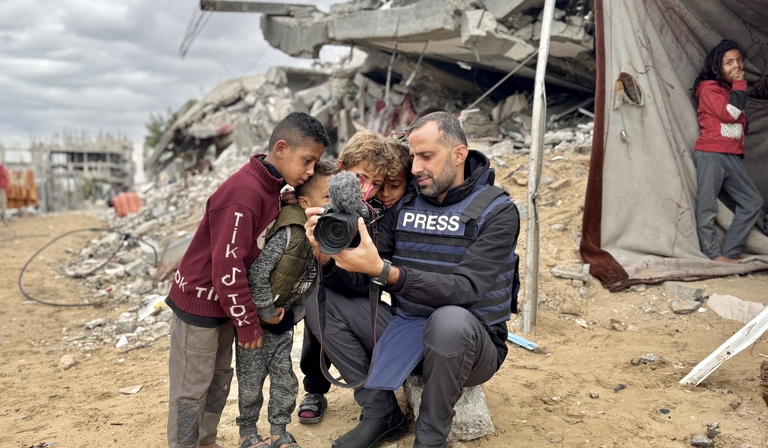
left=1, top=147, right=767, bottom=447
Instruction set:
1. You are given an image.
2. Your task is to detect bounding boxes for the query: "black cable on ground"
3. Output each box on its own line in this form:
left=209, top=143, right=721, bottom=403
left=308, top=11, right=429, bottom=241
left=18, top=228, right=159, bottom=307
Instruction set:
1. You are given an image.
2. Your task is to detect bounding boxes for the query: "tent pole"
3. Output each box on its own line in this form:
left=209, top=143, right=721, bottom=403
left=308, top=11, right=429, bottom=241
left=522, top=0, right=556, bottom=333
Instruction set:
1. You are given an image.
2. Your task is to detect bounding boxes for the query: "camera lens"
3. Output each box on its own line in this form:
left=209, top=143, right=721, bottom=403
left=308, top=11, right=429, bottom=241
left=315, top=213, right=359, bottom=255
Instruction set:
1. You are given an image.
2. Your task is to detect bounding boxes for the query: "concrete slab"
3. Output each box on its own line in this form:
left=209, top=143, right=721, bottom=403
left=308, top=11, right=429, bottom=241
left=261, top=14, right=329, bottom=58
left=461, top=9, right=535, bottom=60
left=329, top=0, right=467, bottom=41
left=707, top=294, right=766, bottom=324
left=485, top=0, right=544, bottom=21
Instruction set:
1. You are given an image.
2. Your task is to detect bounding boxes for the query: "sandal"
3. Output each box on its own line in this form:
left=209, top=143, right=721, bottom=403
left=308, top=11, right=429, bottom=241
left=240, top=434, right=267, bottom=448
left=272, top=432, right=300, bottom=448
left=297, top=392, right=327, bottom=424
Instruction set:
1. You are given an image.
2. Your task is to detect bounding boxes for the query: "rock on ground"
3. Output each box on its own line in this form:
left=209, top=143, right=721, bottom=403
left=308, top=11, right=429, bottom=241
left=669, top=299, right=701, bottom=314
left=58, top=354, right=76, bottom=370
left=405, top=374, right=494, bottom=442
left=664, top=281, right=703, bottom=302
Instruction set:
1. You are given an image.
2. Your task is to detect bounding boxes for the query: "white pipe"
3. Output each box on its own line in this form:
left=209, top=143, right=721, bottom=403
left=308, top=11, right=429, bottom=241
left=522, top=0, right=556, bottom=333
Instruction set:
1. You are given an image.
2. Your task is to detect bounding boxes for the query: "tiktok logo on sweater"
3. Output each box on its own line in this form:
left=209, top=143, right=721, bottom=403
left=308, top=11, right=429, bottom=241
left=256, top=219, right=276, bottom=250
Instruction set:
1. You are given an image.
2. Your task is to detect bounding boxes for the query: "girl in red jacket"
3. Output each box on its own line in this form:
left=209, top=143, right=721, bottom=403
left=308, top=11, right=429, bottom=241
left=692, top=39, right=763, bottom=263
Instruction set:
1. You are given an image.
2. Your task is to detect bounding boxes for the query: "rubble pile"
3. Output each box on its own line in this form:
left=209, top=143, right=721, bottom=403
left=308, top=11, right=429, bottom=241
left=57, top=0, right=597, bottom=354
left=149, top=1, right=596, bottom=177
left=258, top=0, right=595, bottom=89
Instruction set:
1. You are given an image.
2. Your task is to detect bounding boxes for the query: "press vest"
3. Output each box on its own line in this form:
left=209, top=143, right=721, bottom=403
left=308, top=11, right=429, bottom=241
left=392, top=184, right=520, bottom=326
left=266, top=204, right=315, bottom=307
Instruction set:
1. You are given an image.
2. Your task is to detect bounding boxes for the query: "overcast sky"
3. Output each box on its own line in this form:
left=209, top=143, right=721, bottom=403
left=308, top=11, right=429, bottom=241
left=0, top=0, right=339, bottom=151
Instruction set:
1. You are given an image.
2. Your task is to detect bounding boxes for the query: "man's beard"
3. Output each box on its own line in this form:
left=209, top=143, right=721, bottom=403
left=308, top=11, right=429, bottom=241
left=417, top=161, right=455, bottom=198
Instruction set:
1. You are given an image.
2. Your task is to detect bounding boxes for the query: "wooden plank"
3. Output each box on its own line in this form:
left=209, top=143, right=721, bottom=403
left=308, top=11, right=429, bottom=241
left=680, top=306, right=768, bottom=385
left=200, top=1, right=317, bottom=15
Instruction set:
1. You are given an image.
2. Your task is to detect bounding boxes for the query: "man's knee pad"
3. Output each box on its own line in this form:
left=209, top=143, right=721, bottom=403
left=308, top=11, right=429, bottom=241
left=206, top=369, right=234, bottom=415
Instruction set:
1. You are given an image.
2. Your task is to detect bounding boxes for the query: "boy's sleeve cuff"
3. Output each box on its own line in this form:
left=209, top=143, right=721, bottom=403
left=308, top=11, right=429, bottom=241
left=258, top=305, right=278, bottom=321
left=235, top=322, right=263, bottom=343
left=732, top=79, right=748, bottom=90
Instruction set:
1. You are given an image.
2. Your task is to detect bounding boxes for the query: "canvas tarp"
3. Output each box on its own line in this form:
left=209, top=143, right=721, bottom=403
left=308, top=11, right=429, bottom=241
left=581, top=0, right=768, bottom=291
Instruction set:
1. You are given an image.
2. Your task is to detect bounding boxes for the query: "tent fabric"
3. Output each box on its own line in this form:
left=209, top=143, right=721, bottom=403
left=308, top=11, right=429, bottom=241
left=581, top=0, right=768, bottom=291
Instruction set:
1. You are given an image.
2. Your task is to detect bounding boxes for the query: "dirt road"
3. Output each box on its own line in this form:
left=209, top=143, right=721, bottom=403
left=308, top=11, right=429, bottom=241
left=1, top=149, right=767, bottom=447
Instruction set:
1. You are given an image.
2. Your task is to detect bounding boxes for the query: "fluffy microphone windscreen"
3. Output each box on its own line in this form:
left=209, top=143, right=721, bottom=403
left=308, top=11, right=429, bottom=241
left=327, top=170, right=363, bottom=214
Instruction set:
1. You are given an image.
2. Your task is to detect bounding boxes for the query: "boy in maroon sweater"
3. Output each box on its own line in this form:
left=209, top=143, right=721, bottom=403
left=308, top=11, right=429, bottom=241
left=166, top=112, right=329, bottom=448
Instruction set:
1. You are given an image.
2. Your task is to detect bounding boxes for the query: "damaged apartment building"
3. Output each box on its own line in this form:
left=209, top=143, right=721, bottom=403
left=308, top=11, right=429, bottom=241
left=32, top=134, right=135, bottom=211
left=147, top=0, right=595, bottom=176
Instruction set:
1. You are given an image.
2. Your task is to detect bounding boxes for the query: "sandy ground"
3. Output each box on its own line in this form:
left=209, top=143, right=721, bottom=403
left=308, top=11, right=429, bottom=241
left=1, top=149, right=767, bottom=447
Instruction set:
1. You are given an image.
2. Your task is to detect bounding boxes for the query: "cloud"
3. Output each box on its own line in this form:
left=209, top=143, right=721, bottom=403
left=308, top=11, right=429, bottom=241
left=0, top=0, right=336, bottom=149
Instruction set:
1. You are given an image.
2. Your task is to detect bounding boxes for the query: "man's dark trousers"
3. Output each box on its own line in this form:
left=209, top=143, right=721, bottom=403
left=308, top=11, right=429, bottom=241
left=305, top=288, right=500, bottom=445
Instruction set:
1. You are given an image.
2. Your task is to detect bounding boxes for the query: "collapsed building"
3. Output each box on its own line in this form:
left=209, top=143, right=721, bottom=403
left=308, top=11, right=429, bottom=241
left=146, top=0, right=596, bottom=175
left=1, top=134, right=135, bottom=212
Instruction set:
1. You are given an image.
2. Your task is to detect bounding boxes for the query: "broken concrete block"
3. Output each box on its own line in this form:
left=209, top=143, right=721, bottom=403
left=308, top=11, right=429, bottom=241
left=85, top=318, right=105, bottom=329
left=664, top=282, right=704, bottom=302
left=550, top=264, right=589, bottom=282
left=134, top=219, right=159, bottom=237
left=330, top=0, right=382, bottom=15
left=707, top=294, right=766, bottom=324
left=512, top=23, right=534, bottom=41
left=125, top=259, right=149, bottom=277
left=511, top=171, right=528, bottom=186
left=669, top=299, right=701, bottom=314
left=503, top=39, right=537, bottom=61
left=261, top=15, right=329, bottom=59
left=544, top=130, right=575, bottom=145
left=460, top=9, right=497, bottom=44
left=114, top=318, right=136, bottom=335
left=549, top=179, right=571, bottom=191
left=104, top=265, right=126, bottom=279
left=330, top=0, right=458, bottom=42
left=459, top=10, right=536, bottom=60
left=485, top=0, right=544, bottom=20
left=58, top=354, right=76, bottom=371
left=151, top=322, right=171, bottom=340
left=492, top=93, right=528, bottom=122
left=534, top=20, right=586, bottom=43
left=406, top=375, right=493, bottom=442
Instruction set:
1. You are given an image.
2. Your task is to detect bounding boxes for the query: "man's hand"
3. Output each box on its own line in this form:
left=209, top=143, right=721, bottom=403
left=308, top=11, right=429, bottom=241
left=332, top=217, right=384, bottom=277
left=238, top=337, right=262, bottom=349
left=305, top=207, right=332, bottom=265
left=261, top=308, right=285, bottom=325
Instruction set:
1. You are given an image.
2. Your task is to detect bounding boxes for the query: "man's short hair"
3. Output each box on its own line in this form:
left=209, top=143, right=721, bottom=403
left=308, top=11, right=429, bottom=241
left=383, top=136, right=412, bottom=180
left=409, top=111, right=467, bottom=150
left=294, top=159, right=336, bottom=198
left=268, top=112, right=330, bottom=151
left=338, top=130, right=390, bottom=177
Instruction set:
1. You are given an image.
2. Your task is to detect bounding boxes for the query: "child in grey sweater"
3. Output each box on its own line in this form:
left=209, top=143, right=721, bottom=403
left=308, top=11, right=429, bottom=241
left=236, top=161, right=334, bottom=448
